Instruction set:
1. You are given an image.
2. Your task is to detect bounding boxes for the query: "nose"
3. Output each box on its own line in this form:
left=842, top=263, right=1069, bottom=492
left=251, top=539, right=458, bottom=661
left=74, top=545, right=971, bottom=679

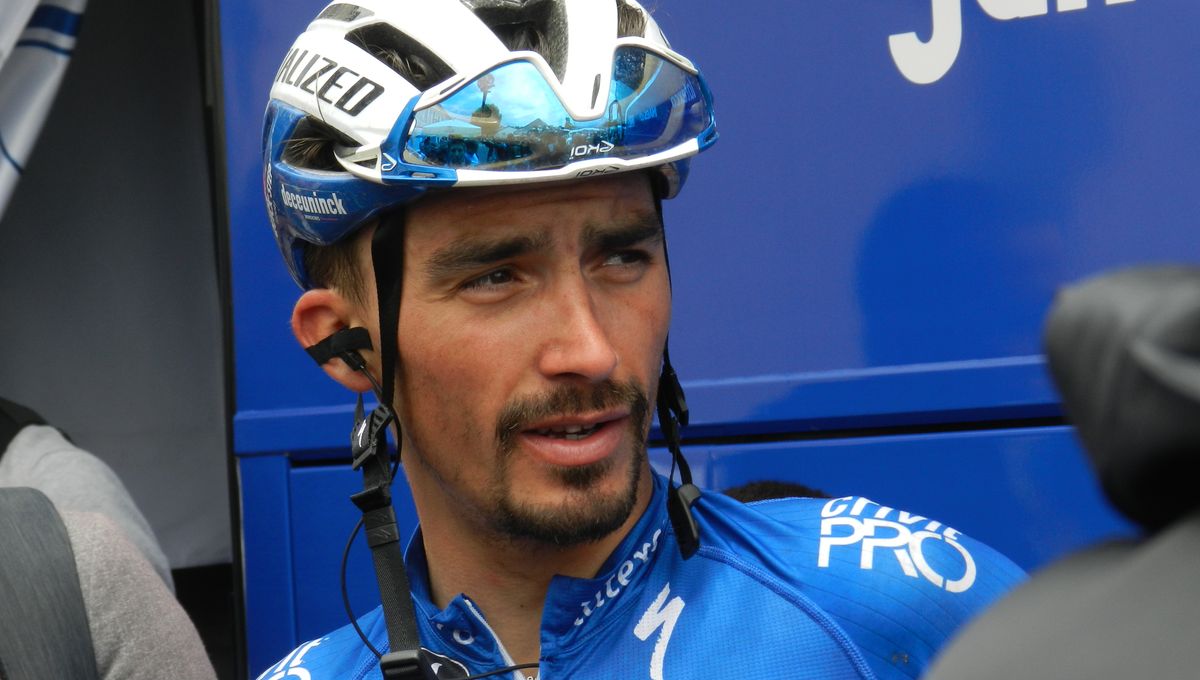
left=536, top=280, right=619, bottom=383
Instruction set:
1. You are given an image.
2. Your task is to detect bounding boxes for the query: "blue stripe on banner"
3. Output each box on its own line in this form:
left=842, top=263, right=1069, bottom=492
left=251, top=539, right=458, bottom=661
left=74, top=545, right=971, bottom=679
left=27, top=5, right=83, bottom=37
left=15, top=39, right=73, bottom=56
left=0, top=132, right=23, bottom=174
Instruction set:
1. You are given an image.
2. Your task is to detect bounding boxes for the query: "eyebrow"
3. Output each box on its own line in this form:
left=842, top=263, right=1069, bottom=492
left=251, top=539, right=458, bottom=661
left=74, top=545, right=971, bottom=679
left=582, top=212, right=664, bottom=252
left=424, top=231, right=552, bottom=283
left=422, top=212, right=664, bottom=284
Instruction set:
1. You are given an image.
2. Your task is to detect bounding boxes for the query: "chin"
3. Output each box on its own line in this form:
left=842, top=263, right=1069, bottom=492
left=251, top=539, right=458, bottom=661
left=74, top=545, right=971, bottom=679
left=490, top=445, right=645, bottom=546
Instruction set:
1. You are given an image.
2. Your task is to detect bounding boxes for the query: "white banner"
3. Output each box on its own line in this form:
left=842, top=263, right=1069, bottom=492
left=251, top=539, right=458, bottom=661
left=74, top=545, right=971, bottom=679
left=0, top=0, right=87, bottom=217
left=0, top=0, right=39, bottom=71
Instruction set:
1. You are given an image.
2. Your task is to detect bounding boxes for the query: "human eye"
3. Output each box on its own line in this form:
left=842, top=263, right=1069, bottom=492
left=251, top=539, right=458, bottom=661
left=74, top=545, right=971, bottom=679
left=598, top=249, right=652, bottom=283
left=460, top=268, right=515, bottom=292
left=603, top=250, right=651, bottom=267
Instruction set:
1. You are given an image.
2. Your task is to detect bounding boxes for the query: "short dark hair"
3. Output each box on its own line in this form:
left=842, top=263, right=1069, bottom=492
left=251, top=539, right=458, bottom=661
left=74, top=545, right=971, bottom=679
left=281, top=117, right=370, bottom=303
left=302, top=233, right=367, bottom=304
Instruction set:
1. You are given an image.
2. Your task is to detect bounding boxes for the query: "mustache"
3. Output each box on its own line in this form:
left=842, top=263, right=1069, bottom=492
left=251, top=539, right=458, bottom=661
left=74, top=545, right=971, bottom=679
left=495, top=380, right=649, bottom=452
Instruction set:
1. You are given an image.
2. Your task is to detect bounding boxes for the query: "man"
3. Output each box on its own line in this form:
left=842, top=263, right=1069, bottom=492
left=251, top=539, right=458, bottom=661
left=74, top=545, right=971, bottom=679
left=258, top=2, right=1023, bottom=679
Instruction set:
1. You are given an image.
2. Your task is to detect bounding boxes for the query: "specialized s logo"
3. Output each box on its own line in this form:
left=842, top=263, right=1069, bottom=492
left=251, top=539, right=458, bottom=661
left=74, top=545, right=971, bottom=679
left=817, top=497, right=977, bottom=593
left=889, top=0, right=1135, bottom=84
left=634, top=582, right=684, bottom=680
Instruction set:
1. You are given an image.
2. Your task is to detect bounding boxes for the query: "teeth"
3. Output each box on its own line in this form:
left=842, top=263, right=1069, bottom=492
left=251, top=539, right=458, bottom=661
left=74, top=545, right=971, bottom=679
left=533, top=423, right=599, bottom=439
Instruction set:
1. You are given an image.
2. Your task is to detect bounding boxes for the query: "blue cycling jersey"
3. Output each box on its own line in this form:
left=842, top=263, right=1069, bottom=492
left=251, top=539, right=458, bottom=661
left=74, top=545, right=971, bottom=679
left=258, top=473, right=1024, bottom=680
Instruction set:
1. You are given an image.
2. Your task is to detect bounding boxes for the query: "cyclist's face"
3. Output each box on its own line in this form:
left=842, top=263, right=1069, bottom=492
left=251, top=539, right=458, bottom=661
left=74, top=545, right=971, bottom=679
left=392, top=173, right=667, bottom=546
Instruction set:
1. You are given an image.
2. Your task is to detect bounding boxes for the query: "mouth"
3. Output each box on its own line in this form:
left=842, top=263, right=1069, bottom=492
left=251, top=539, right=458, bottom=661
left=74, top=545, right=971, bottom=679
left=516, top=411, right=630, bottom=467
left=530, top=422, right=606, bottom=440
left=523, top=410, right=626, bottom=436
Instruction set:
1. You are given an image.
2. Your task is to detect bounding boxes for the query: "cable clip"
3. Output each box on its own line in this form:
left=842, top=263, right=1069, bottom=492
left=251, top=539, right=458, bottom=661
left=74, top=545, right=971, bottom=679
left=351, top=401, right=395, bottom=471
left=380, top=649, right=434, bottom=679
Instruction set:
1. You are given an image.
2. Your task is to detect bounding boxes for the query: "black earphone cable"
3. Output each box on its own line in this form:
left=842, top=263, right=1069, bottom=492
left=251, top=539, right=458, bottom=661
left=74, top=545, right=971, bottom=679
left=339, top=365, right=401, bottom=660
left=461, top=661, right=541, bottom=680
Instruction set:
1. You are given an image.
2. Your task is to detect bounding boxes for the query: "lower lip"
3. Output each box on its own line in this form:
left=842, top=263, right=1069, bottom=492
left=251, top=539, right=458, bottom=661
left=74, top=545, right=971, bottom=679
left=516, top=417, right=628, bottom=468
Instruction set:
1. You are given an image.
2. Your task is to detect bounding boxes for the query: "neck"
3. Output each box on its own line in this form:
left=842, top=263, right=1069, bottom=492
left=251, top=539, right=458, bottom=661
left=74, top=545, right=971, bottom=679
left=406, top=463, right=654, bottom=665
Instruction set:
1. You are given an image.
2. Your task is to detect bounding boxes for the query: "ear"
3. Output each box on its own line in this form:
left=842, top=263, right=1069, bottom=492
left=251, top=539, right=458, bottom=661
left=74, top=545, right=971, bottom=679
left=291, top=289, right=375, bottom=394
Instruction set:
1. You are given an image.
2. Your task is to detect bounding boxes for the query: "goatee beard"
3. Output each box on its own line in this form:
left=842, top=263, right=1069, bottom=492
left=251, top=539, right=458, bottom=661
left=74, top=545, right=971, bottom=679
left=489, top=380, right=649, bottom=546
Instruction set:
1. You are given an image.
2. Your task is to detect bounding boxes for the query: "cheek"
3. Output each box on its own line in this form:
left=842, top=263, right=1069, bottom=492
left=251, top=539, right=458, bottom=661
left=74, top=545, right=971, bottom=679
left=622, top=275, right=672, bottom=349
left=396, top=309, right=517, bottom=431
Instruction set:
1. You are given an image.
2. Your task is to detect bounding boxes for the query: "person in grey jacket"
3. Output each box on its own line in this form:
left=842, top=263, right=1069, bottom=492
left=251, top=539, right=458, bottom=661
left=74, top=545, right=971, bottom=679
left=0, top=397, right=216, bottom=680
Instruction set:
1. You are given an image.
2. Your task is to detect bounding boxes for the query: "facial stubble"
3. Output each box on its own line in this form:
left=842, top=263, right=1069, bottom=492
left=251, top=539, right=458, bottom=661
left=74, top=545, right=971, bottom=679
left=491, top=380, right=650, bottom=546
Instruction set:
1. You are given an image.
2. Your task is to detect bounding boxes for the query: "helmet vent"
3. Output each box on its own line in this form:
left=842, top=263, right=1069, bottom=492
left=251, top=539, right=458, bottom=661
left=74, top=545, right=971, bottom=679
left=283, top=117, right=357, bottom=171
left=460, top=0, right=569, bottom=81
left=615, top=0, right=648, bottom=38
left=346, top=24, right=454, bottom=91
left=316, top=4, right=374, bottom=22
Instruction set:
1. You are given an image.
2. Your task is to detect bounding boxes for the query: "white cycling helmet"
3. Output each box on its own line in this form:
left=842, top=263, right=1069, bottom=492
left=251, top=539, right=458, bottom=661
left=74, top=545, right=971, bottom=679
left=263, top=0, right=718, bottom=288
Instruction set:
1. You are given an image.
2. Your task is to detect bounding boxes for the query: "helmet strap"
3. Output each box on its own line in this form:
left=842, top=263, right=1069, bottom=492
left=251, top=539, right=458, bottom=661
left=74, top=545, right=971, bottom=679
left=654, top=189, right=702, bottom=559
left=371, top=212, right=406, bottom=438
left=361, top=211, right=433, bottom=676
left=302, top=314, right=424, bottom=676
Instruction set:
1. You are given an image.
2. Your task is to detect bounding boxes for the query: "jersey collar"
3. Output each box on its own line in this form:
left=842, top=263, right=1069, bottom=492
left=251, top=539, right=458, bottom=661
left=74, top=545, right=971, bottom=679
left=403, top=472, right=673, bottom=662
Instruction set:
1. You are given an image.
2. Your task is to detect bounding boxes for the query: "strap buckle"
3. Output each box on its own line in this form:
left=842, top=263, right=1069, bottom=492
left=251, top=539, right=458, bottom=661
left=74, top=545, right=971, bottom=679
left=351, top=404, right=395, bottom=471
left=380, top=649, right=434, bottom=679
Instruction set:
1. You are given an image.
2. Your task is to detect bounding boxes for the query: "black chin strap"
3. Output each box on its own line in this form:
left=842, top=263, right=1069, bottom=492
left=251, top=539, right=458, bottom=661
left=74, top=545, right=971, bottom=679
left=657, top=349, right=702, bottom=558
left=365, top=215, right=432, bottom=678
left=304, top=210, right=431, bottom=678
left=654, top=191, right=703, bottom=559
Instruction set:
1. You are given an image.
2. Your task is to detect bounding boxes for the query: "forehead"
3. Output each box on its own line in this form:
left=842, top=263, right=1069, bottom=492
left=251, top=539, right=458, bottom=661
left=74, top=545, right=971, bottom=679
left=404, top=173, right=658, bottom=247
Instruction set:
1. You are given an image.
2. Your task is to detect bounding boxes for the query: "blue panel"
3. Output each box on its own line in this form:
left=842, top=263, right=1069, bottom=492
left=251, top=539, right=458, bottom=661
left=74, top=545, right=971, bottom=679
left=705, top=426, right=1135, bottom=571
left=221, top=0, right=1200, bottom=451
left=237, top=454, right=296, bottom=675
left=219, top=0, right=327, bottom=420
left=234, top=357, right=1058, bottom=453
left=288, top=462, right=419, bottom=644
left=658, top=0, right=1200, bottom=382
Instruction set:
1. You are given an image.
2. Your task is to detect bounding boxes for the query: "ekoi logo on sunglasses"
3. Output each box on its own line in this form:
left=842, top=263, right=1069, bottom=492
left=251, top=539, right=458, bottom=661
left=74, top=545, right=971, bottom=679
left=889, top=0, right=1135, bottom=85
left=570, top=140, right=616, bottom=160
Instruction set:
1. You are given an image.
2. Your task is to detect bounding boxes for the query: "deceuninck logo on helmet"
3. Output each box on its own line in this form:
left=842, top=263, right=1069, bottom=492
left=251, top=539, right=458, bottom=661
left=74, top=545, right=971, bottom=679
left=280, top=183, right=349, bottom=221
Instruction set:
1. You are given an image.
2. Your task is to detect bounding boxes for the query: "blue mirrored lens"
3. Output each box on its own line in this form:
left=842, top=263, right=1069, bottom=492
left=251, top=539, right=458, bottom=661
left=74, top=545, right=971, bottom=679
left=402, top=47, right=713, bottom=171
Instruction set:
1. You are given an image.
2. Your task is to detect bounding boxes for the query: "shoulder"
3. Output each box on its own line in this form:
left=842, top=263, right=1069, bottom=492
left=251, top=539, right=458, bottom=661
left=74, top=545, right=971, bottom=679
left=256, top=607, right=387, bottom=680
left=63, top=511, right=217, bottom=680
left=1, top=424, right=174, bottom=589
left=695, top=492, right=1025, bottom=679
left=698, top=492, right=1025, bottom=597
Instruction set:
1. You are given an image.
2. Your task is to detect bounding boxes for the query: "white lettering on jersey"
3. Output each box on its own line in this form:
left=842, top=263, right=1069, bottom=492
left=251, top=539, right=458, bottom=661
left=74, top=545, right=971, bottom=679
left=889, top=0, right=1136, bottom=84
left=575, top=528, right=662, bottom=627
left=634, top=583, right=684, bottom=680
left=818, top=497, right=977, bottom=593
left=257, top=638, right=323, bottom=680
